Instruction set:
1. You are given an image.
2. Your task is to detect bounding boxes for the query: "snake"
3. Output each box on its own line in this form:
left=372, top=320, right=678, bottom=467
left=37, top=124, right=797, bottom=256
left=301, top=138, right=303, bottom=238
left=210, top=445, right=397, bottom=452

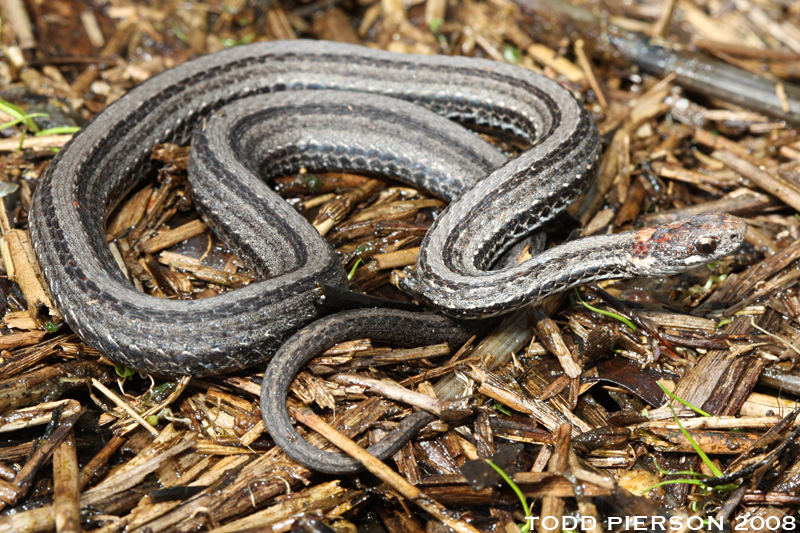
left=29, top=40, right=747, bottom=470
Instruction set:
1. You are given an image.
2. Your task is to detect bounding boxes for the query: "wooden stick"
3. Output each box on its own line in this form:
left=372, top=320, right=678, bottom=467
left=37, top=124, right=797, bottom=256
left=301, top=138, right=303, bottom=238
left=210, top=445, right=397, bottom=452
left=53, top=431, right=81, bottom=533
left=293, top=406, right=483, bottom=533
left=713, top=149, right=800, bottom=212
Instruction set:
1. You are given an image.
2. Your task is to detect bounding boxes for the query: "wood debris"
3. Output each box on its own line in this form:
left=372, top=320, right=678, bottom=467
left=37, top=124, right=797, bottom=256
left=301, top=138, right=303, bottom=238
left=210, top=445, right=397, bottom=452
left=1, top=0, right=800, bottom=531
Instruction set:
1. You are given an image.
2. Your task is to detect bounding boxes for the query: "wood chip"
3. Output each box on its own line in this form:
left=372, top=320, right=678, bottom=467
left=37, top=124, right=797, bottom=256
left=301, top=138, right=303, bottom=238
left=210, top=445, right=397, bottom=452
left=2, top=229, right=59, bottom=320
left=137, top=219, right=208, bottom=253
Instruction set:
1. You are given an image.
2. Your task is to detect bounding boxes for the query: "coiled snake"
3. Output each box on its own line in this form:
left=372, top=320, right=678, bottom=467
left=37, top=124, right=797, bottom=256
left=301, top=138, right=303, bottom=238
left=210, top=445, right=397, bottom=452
left=29, top=40, right=746, bottom=472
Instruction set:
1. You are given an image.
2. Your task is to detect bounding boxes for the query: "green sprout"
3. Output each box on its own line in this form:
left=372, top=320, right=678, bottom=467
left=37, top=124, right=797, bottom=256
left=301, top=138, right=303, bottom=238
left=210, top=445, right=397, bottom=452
left=172, top=22, right=188, bottom=43
left=0, top=99, right=43, bottom=132
left=348, top=258, right=362, bottom=280
left=641, top=387, right=738, bottom=495
left=670, top=407, right=730, bottom=481
left=220, top=32, right=256, bottom=48
left=652, top=461, right=707, bottom=478
left=657, top=382, right=711, bottom=417
left=303, top=173, right=320, bottom=192
left=0, top=113, right=48, bottom=131
left=115, top=364, right=136, bottom=379
left=641, top=409, right=738, bottom=494
left=485, top=459, right=531, bottom=532
left=35, top=126, right=80, bottom=137
left=503, top=45, right=522, bottom=64
left=574, top=288, right=636, bottom=331
left=493, top=401, right=512, bottom=416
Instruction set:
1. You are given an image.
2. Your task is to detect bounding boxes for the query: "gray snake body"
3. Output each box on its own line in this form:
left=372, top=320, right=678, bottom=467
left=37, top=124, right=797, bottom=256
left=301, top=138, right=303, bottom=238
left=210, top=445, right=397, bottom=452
left=30, top=40, right=746, bottom=471
left=31, top=40, right=540, bottom=376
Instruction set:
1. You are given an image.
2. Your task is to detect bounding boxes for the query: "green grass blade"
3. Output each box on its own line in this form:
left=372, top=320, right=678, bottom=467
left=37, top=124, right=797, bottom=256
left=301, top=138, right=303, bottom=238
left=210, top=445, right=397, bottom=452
left=0, top=100, right=42, bottom=132
left=669, top=405, right=723, bottom=477
left=484, top=459, right=531, bottom=532
left=657, top=382, right=711, bottom=417
left=574, top=289, right=636, bottom=331
left=347, top=258, right=362, bottom=280
left=0, top=113, right=49, bottom=131
left=34, top=126, right=80, bottom=137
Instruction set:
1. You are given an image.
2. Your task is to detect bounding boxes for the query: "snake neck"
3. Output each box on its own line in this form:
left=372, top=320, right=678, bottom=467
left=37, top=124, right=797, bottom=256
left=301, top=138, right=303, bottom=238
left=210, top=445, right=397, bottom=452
left=403, top=229, right=655, bottom=318
left=518, top=230, right=650, bottom=293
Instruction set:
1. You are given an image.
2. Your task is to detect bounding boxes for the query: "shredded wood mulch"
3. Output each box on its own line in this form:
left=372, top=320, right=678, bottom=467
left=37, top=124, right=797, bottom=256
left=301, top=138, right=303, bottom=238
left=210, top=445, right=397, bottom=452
left=1, top=0, right=800, bottom=531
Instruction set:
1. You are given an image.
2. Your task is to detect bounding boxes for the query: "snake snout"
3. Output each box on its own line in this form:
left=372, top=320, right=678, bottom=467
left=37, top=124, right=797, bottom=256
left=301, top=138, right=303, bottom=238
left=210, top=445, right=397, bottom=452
left=703, top=212, right=747, bottom=256
left=725, top=215, right=748, bottom=247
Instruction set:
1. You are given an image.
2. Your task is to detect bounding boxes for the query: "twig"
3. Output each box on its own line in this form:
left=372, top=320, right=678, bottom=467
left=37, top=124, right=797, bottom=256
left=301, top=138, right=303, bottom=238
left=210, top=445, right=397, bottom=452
left=330, top=373, right=474, bottom=421
left=294, top=406, right=483, bottom=533
left=91, top=378, right=160, bottom=437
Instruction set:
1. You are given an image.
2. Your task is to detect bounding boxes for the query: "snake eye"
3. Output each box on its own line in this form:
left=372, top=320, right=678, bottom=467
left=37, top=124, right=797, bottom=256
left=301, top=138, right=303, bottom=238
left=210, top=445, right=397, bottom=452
left=694, top=237, right=717, bottom=255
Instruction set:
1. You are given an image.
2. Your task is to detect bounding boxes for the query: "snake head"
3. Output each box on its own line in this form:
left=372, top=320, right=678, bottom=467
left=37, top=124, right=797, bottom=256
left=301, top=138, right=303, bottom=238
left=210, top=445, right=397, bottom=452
left=631, top=212, right=747, bottom=275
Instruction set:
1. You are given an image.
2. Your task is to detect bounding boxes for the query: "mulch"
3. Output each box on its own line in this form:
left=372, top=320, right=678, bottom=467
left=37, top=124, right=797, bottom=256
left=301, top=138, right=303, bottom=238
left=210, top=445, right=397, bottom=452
left=0, top=0, right=799, bottom=531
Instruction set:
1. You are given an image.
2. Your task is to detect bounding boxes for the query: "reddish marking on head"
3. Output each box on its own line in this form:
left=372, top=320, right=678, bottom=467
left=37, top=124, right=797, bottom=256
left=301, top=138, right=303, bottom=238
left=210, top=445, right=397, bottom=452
left=631, top=228, right=656, bottom=259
